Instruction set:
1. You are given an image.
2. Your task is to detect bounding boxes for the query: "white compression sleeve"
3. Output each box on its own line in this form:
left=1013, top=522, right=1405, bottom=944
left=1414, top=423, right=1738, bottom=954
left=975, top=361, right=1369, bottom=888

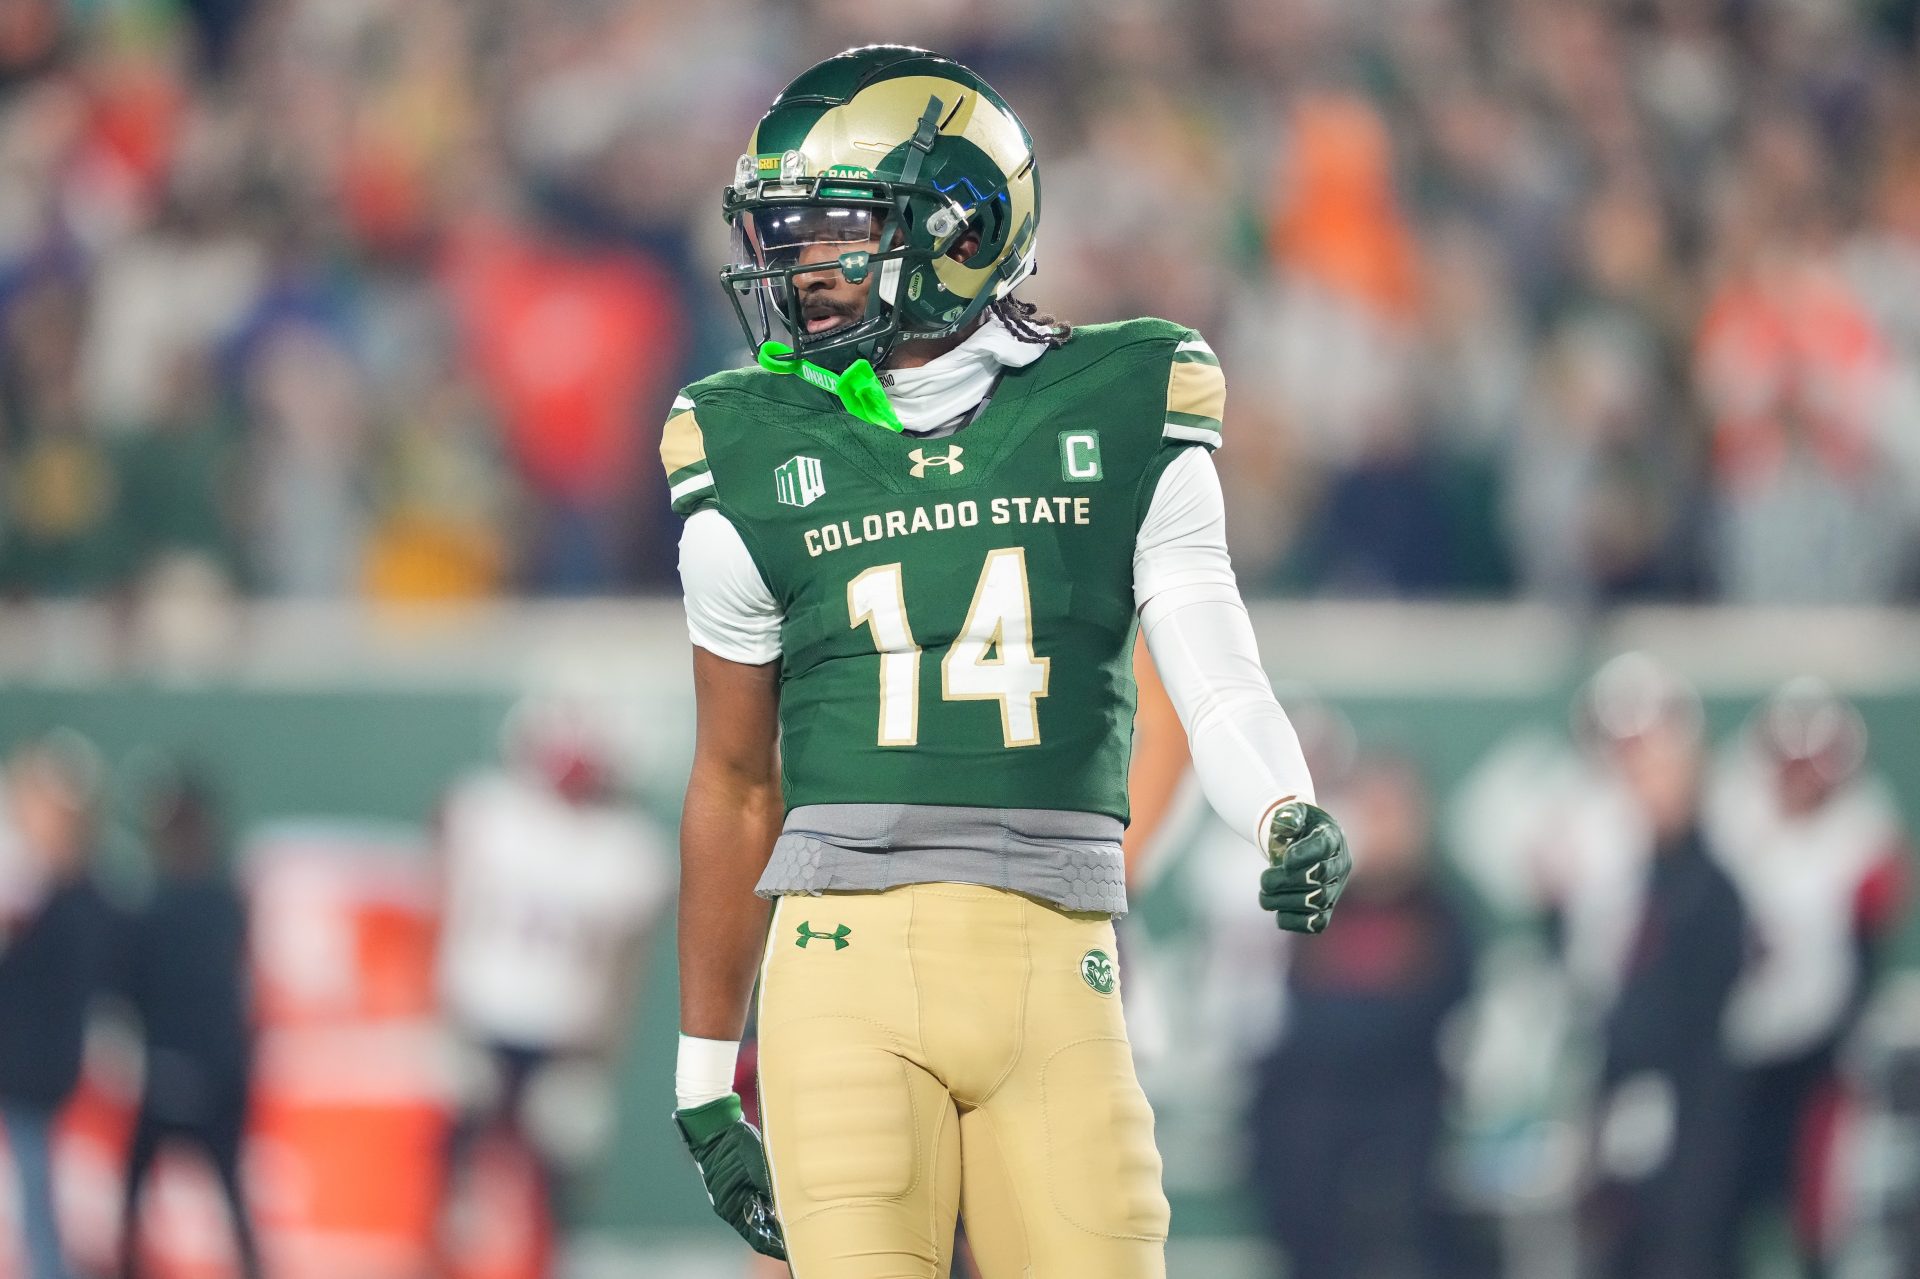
left=678, top=508, right=783, bottom=664
left=1135, top=450, right=1315, bottom=850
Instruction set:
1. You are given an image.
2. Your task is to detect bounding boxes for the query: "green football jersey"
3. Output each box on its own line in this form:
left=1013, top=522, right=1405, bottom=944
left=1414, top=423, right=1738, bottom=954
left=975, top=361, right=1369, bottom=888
left=660, top=318, right=1225, bottom=823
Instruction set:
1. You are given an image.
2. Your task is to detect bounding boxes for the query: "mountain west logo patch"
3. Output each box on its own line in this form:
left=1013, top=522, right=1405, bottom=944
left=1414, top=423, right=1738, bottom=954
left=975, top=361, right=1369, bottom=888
left=1080, top=949, right=1116, bottom=996
left=907, top=446, right=964, bottom=478
left=775, top=455, right=826, bottom=508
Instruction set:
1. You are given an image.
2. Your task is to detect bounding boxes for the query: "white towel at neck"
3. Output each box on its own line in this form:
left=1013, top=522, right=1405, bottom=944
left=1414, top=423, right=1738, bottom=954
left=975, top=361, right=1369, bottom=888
left=881, top=317, right=1049, bottom=435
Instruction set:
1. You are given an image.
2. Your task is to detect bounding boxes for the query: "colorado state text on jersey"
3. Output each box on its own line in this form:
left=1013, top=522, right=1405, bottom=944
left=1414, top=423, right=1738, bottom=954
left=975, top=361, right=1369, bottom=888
left=802, top=496, right=1095, bottom=557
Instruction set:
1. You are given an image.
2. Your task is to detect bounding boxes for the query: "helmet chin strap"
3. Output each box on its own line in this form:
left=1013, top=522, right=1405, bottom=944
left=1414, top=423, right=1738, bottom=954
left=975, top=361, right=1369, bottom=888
left=897, top=95, right=944, bottom=187
left=865, top=95, right=949, bottom=342
left=888, top=101, right=1027, bottom=353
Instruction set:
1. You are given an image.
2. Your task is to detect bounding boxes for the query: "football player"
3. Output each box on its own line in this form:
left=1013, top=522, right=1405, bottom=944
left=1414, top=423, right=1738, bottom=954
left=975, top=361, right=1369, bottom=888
left=664, top=46, right=1351, bottom=1278
left=1707, top=679, right=1910, bottom=1274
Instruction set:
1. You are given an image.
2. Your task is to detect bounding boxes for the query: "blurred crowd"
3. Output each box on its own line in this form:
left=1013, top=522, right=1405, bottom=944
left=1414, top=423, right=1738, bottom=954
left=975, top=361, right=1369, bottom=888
left=2, top=0, right=1920, bottom=605
left=0, top=738, right=258, bottom=1279
left=0, top=705, right=672, bottom=1279
left=1217, top=661, right=1918, bottom=1278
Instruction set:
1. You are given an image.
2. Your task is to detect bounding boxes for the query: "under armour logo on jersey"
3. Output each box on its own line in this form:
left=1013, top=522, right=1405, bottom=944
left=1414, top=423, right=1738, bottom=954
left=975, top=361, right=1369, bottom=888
left=795, top=921, right=851, bottom=950
left=907, top=446, right=965, bottom=478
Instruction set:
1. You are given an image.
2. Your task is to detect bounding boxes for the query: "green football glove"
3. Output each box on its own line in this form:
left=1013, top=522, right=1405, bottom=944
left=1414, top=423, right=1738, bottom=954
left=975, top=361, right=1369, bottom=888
left=673, top=1093, right=787, bottom=1260
left=1258, top=799, right=1352, bottom=934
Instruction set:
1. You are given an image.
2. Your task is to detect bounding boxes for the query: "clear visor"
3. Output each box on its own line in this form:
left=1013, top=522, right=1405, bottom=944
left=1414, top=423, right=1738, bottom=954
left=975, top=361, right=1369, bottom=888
left=737, top=205, right=885, bottom=270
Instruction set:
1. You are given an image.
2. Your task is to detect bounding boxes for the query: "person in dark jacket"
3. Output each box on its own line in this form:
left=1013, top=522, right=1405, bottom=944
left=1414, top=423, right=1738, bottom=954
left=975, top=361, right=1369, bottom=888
left=1577, top=656, right=1747, bottom=1279
left=0, top=736, right=111, bottom=1279
left=115, top=773, right=261, bottom=1279
left=1250, top=752, right=1476, bottom=1279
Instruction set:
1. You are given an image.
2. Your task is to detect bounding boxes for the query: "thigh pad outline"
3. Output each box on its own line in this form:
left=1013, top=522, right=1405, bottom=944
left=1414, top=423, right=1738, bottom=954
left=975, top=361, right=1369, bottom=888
left=1040, top=1036, right=1170, bottom=1242
left=764, top=1016, right=925, bottom=1206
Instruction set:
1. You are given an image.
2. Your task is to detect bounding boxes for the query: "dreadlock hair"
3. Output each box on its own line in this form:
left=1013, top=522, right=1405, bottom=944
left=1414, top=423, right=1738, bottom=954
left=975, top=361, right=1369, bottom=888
left=991, top=296, right=1072, bottom=348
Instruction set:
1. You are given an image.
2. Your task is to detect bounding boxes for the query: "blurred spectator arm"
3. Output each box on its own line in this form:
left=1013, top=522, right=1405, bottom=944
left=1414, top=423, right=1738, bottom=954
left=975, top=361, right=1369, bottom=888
left=1847, top=838, right=1913, bottom=1035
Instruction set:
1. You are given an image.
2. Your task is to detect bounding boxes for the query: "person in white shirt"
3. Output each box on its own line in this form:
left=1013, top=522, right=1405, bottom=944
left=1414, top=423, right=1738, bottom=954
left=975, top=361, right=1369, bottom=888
left=433, top=701, right=671, bottom=1263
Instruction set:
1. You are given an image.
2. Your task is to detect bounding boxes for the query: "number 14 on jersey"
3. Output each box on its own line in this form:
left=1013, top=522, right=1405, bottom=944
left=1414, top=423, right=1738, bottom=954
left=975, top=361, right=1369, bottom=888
left=847, top=548, right=1052, bottom=749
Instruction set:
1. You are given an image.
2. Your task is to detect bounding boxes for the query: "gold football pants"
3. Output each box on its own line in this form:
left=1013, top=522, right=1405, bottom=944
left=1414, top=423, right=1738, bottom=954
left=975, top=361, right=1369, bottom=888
left=757, top=883, right=1170, bottom=1279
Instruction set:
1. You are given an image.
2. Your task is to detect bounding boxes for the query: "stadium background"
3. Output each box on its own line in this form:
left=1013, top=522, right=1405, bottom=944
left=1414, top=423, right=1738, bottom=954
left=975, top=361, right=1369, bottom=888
left=4, top=0, right=1920, bottom=1276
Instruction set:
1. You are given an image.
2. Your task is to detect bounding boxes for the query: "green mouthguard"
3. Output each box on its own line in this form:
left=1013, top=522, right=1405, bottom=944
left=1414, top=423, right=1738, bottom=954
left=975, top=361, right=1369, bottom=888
left=757, top=341, right=904, bottom=433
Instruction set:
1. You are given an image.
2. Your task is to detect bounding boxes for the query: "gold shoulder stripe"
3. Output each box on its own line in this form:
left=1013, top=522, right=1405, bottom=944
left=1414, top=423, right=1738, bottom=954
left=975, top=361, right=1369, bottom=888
left=1166, top=358, right=1225, bottom=425
left=659, top=407, right=707, bottom=477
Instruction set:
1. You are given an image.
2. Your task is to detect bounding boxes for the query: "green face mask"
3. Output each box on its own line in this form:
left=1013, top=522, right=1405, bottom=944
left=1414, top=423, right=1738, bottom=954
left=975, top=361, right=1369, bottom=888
left=757, top=341, right=904, bottom=433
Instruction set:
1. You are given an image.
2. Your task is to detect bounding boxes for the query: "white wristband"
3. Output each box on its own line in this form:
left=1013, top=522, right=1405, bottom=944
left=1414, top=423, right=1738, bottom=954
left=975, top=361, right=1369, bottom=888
left=675, top=1034, right=742, bottom=1110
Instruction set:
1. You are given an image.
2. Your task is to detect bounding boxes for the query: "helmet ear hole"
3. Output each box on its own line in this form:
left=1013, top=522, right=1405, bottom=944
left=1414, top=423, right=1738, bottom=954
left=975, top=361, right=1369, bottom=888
left=959, top=205, right=1006, bottom=266
left=948, top=224, right=984, bottom=265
